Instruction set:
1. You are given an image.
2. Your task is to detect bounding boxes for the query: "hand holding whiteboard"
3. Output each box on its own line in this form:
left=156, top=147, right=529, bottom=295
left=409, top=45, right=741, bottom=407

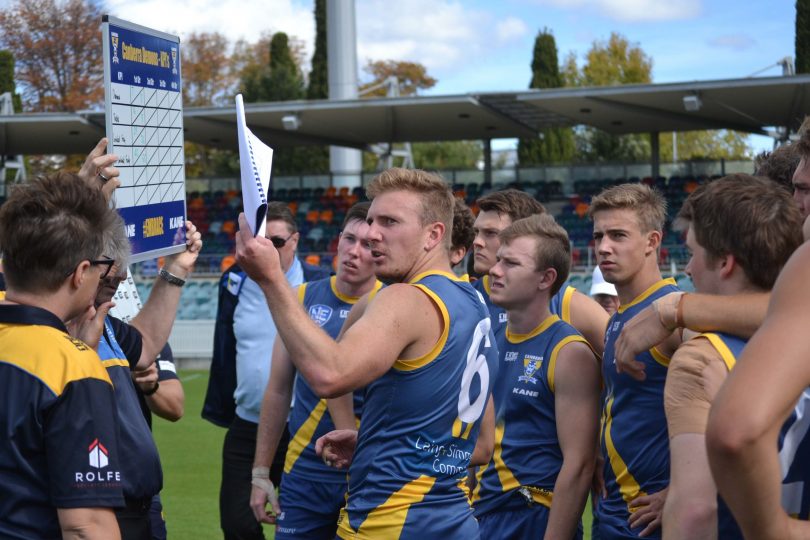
left=236, top=94, right=274, bottom=237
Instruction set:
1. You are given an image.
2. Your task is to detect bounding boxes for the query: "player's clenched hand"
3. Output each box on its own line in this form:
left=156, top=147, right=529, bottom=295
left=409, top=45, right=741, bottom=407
left=235, top=213, right=283, bottom=285
left=614, top=295, right=679, bottom=381
left=250, top=481, right=280, bottom=525
left=628, top=487, right=667, bottom=537
left=315, top=429, right=358, bottom=469
left=165, top=220, right=203, bottom=276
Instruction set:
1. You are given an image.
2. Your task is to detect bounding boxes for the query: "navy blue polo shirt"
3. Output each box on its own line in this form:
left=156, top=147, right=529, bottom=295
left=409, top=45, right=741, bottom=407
left=0, top=304, right=124, bottom=538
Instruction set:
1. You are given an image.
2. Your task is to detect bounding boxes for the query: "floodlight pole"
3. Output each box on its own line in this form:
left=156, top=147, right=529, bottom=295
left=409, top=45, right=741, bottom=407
left=327, top=0, right=362, bottom=188
left=650, top=131, right=660, bottom=179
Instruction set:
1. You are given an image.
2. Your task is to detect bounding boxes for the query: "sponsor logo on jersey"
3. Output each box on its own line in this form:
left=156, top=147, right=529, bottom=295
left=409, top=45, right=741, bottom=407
left=309, top=304, right=333, bottom=326
left=512, top=387, right=539, bottom=397
left=505, top=351, right=518, bottom=362
left=89, top=438, right=109, bottom=468
left=518, top=355, right=543, bottom=384
left=499, top=312, right=508, bottom=324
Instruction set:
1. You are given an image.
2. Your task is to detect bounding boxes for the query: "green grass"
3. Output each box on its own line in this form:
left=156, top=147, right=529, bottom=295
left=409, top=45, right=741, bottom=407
left=154, top=370, right=592, bottom=539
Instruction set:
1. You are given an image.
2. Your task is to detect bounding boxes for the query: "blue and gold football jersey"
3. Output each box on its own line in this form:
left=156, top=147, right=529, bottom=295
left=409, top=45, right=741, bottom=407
left=336, top=271, right=499, bottom=539
left=472, top=315, right=594, bottom=517
left=284, top=276, right=382, bottom=481
left=472, top=276, right=575, bottom=339
left=597, top=278, right=679, bottom=539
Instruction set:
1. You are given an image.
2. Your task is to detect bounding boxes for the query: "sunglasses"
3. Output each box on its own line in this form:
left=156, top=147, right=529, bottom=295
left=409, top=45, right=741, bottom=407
left=268, top=233, right=295, bottom=249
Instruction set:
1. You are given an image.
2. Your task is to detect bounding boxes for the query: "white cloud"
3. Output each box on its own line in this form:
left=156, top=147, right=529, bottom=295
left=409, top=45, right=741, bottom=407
left=356, top=0, right=490, bottom=72
left=105, top=0, right=315, bottom=56
left=707, top=34, right=757, bottom=51
left=535, top=0, right=701, bottom=22
left=495, top=16, right=529, bottom=44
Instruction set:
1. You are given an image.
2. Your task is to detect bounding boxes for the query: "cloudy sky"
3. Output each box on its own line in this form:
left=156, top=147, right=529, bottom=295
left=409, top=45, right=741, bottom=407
left=101, top=0, right=798, bottom=151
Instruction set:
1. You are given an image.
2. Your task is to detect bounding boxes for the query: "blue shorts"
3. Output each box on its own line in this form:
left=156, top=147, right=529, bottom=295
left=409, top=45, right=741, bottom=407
left=275, top=474, right=346, bottom=540
left=478, top=504, right=583, bottom=540
left=149, top=493, right=166, bottom=540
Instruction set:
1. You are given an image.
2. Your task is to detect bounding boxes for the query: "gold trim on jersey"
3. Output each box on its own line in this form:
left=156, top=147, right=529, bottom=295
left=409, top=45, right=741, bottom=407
left=337, top=475, right=437, bottom=539
left=649, top=346, right=671, bottom=368
left=297, top=283, right=308, bottom=305
left=603, top=395, right=647, bottom=510
left=701, top=333, right=737, bottom=372
left=408, top=270, right=465, bottom=284
left=101, top=358, right=129, bottom=369
left=482, top=274, right=492, bottom=296
left=561, top=286, right=575, bottom=323
left=0, top=323, right=111, bottom=395
left=393, top=284, right=449, bottom=372
left=617, top=278, right=677, bottom=314
left=505, top=315, right=560, bottom=344
left=330, top=276, right=383, bottom=304
left=284, top=399, right=328, bottom=474
left=452, top=417, right=475, bottom=439
left=548, top=335, right=591, bottom=393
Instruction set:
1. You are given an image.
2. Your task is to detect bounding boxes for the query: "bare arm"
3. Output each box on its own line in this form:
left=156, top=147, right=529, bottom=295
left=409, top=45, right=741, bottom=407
left=470, top=396, right=495, bottom=467
left=545, top=341, right=600, bottom=540
left=129, top=221, right=202, bottom=370
left=568, top=291, right=609, bottom=357
left=615, top=292, right=769, bottom=380
left=250, top=337, right=296, bottom=524
left=58, top=507, right=121, bottom=540
left=663, top=435, right=717, bottom=540
left=235, top=214, right=440, bottom=397
left=707, top=243, right=810, bottom=540
left=132, top=363, right=184, bottom=421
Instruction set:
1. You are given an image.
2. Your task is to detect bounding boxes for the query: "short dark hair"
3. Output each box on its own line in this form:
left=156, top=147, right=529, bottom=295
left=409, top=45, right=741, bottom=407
left=477, top=189, right=545, bottom=223
left=499, top=213, right=571, bottom=296
left=0, top=172, right=116, bottom=293
left=343, top=201, right=371, bottom=229
left=265, top=201, right=297, bottom=233
left=677, top=174, right=802, bottom=290
left=797, top=116, right=810, bottom=160
left=451, top=197, right=475, bottom=252
left=754, top=144, right=800, bottom=192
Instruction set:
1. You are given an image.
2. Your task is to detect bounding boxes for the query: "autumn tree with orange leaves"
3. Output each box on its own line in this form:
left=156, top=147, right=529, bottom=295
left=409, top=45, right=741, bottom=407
left=0, top=0, right=104, bottom=112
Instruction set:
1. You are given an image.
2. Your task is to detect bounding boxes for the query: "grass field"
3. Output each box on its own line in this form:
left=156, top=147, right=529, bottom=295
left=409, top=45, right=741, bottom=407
left=155, top=370, right=592, bottom=539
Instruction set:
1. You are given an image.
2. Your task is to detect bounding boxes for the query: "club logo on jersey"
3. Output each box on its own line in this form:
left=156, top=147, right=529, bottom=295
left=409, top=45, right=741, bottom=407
left=504, top=351, right=518, bottom=362
left=518, top=355, right=543, bottom=384
left=88, top=438, right=109, bottom=468
left=309, top=304, right=333, bottom=326
left=226, top=272, right=243, bottom=296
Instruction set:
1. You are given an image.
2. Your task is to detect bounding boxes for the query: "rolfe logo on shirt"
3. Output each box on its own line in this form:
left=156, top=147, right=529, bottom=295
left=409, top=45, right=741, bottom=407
left=88, top=438, right=109, bottom=469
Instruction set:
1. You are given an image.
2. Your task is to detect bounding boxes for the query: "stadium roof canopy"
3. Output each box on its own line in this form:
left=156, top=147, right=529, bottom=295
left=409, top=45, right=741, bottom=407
left=1, top=74, right=809, bottom=155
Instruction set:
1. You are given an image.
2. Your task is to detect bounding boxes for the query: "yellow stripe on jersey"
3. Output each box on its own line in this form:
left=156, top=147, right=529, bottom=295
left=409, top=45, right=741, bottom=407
left=0, top=291, right=5, bottom=300
left=452, top=416, right=476, bottom=439
left=409, top=270, right=465, bottom=284
left=284, top=399, right=328, bottom=474
left=492, top=421, right=519, bottom=492
left=701, top=333, right=737, bottom=371
left=547, top=335, right=590, bottom=393
left=337, top=475, right=437, bottom=539
left=649, top=346, right=671, bottom=368
left=393, top=284, right=449, bottom=372
left=505, top=315, right=560, bottom=344
left=561, top=286, right=575, bottom=323
left=483, top=274, right=492, bottom=296
left=297, top=283, right=308, bottom=305
left=470, top=463, right=488, bottom=503
left=0, top=323, right=111, bottom=396
left=603, top=396, right=647, bottom=509
left=101, top=358, right=130, bottom=369
left=617, top=278, right=678, bottom=314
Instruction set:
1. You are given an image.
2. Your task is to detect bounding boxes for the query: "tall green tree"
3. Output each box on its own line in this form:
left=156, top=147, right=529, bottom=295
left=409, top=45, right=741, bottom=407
left=518, top=29, right=575, bottom=165
left=797, top=0, right=810, bottom=74
left=0, top=50, right=22, bottom=112
left=307, top=0, right=328, bottom=99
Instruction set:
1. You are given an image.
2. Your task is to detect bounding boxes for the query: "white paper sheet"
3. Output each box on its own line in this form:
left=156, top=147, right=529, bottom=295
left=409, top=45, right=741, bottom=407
left=236, top=94, right=274, bottom=237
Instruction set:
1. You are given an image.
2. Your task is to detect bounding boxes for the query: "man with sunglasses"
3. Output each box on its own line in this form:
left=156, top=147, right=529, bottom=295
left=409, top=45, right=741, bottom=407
left=91, top=213, right=201, bottom=540
left=0, top=173, right=124, bottom=539
left=203, top=201, right=329, bottom=540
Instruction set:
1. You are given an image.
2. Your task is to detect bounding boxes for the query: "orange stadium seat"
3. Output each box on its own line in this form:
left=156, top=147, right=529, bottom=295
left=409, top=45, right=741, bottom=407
left=305, top=254, right=321, bottom=266
left=287, top=201, right=298, bottom=214
left=306, top=209, right=320, bottom=224
left=220, top=254, right=236, bottom=272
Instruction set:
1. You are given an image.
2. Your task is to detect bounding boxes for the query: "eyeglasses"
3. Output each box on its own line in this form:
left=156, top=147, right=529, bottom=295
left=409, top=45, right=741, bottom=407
left=268, top=233, right=295, bottom=249
left=89, top=257, right=116, bottom=279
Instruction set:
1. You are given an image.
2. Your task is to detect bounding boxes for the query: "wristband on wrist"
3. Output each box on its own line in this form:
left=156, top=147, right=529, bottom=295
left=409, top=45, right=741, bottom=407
left=159, top=267, right=186, bottom=287
left=142, top=381, right=159, bottom=396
